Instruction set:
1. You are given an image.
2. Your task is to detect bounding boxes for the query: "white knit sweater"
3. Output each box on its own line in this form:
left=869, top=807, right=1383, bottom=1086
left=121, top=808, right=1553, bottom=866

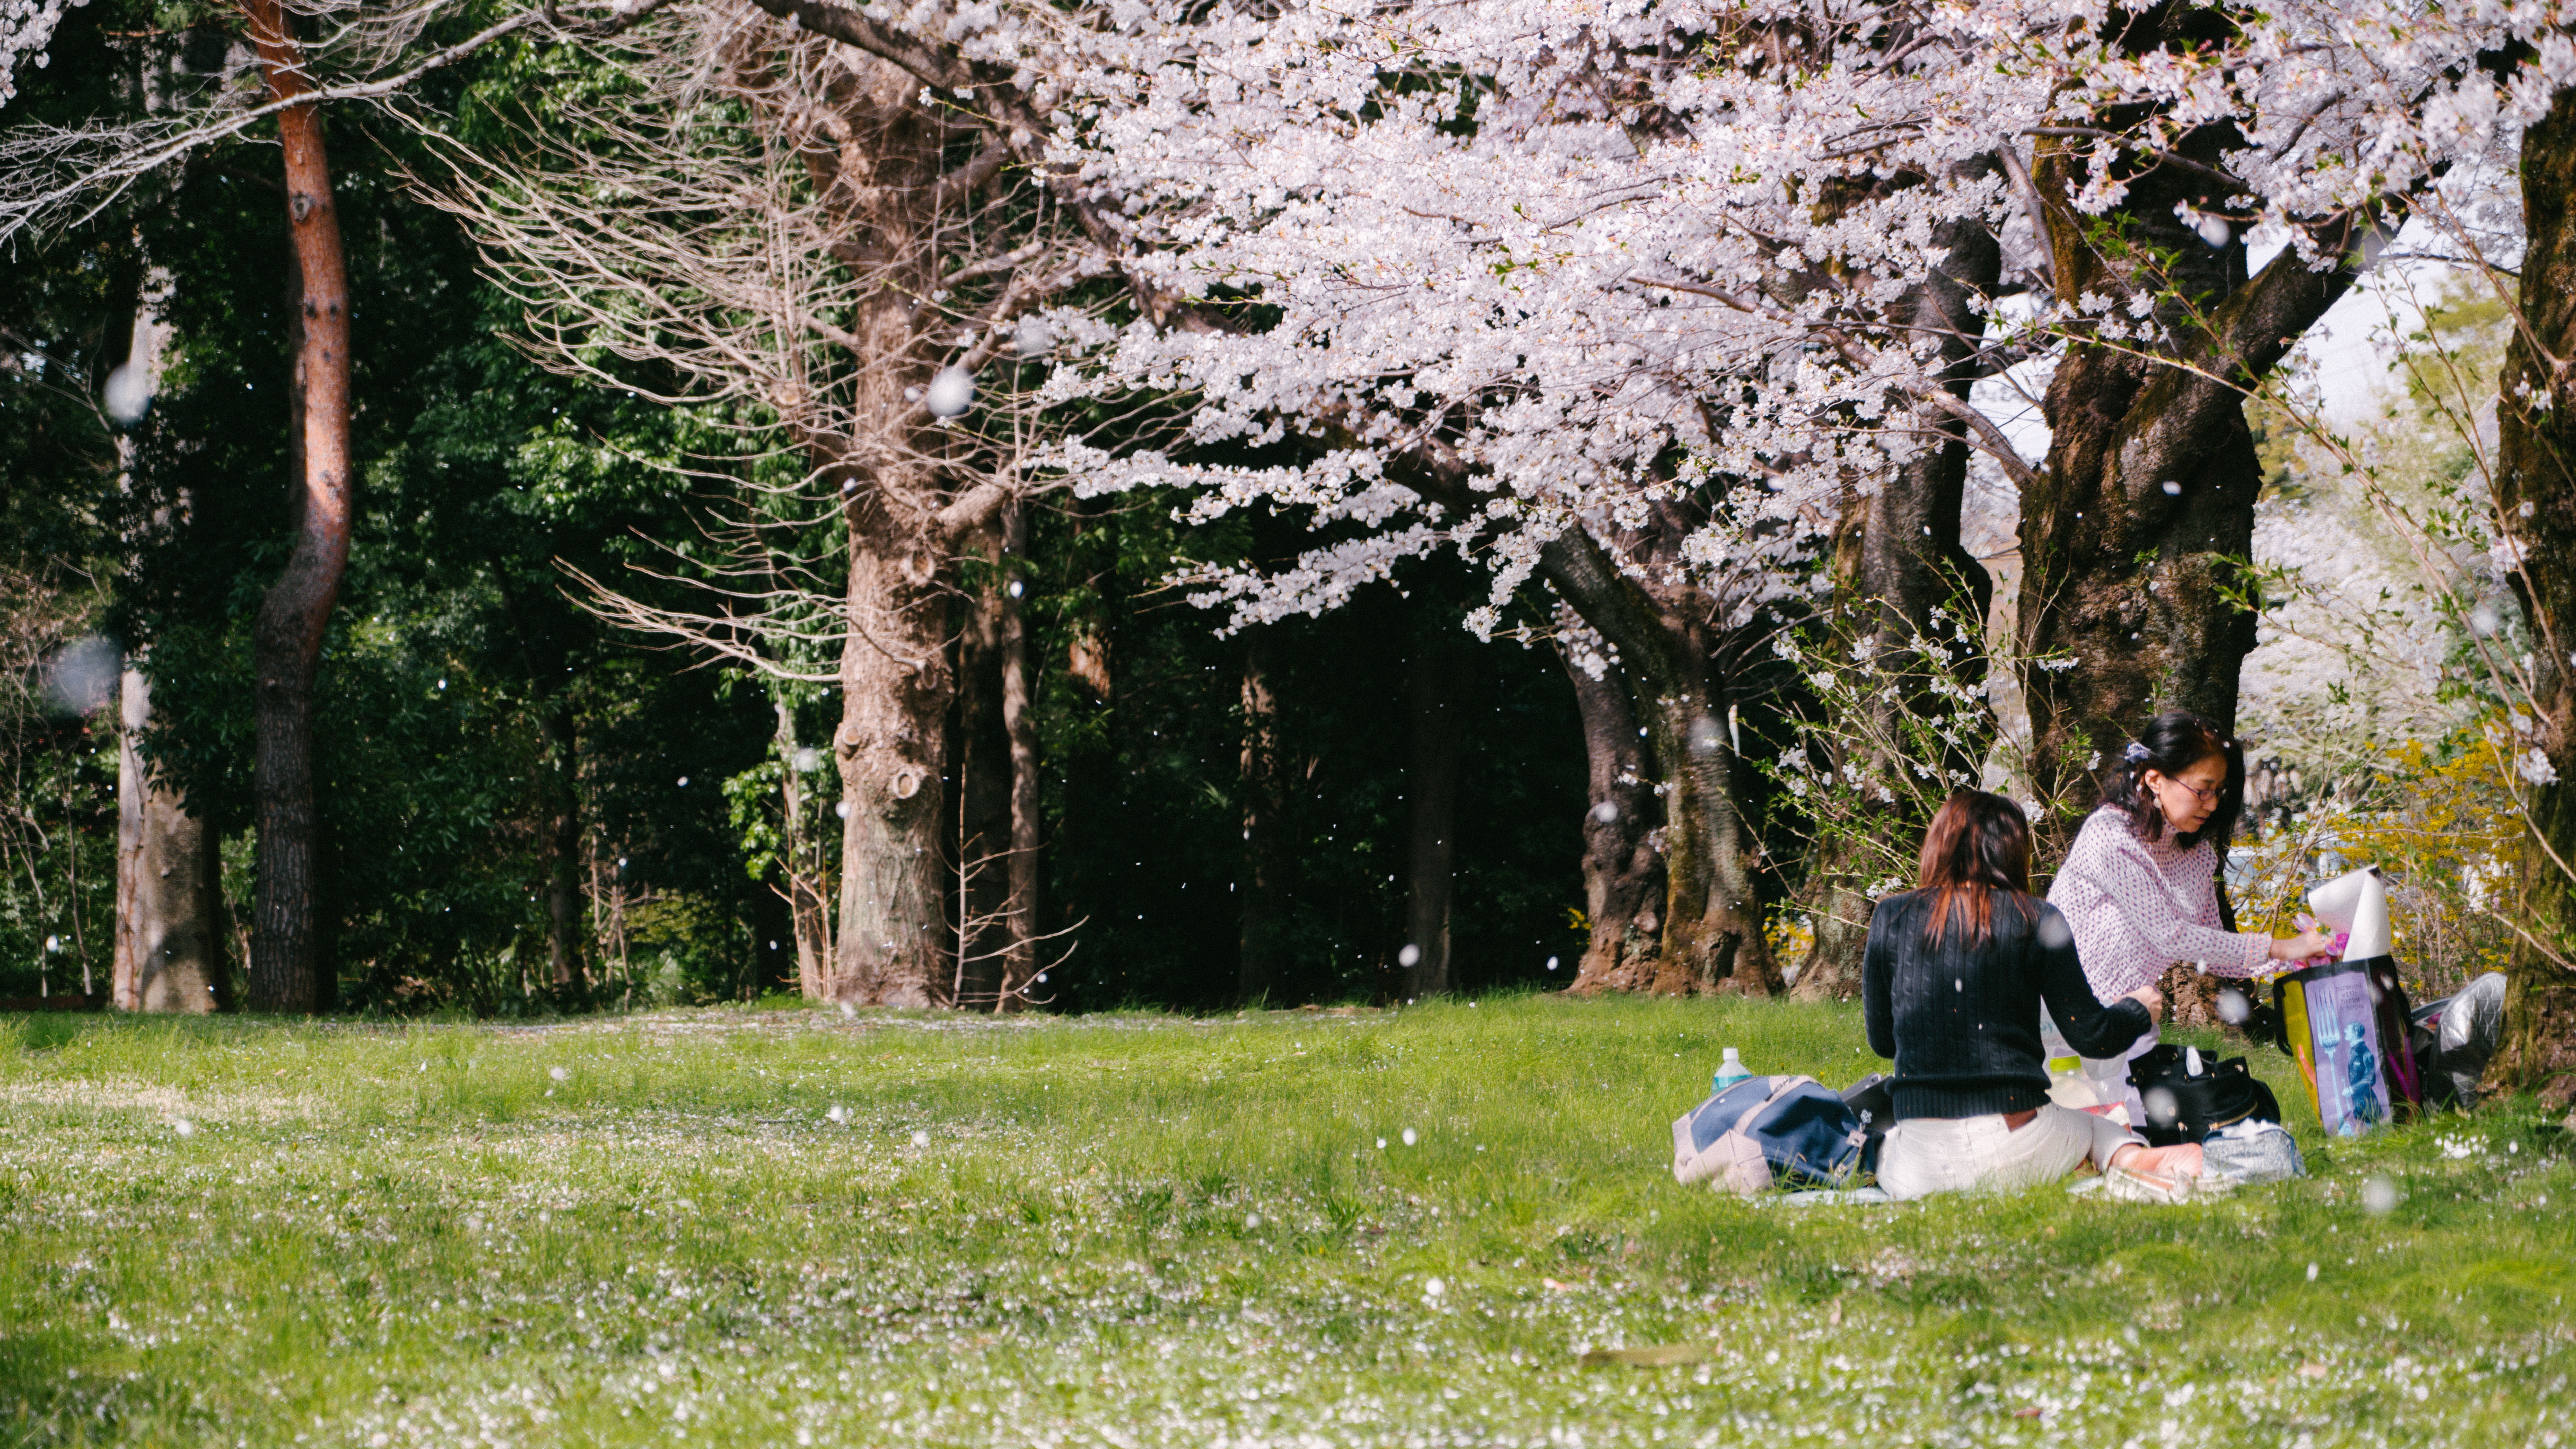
left=2045, top=806, right=2271, bottom=1003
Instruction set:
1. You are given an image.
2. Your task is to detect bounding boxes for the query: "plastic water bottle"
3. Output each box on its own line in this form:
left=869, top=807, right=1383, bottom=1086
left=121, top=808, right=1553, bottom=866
left=1712, top=1047, right=1750, bottom=1094
left=2040, top=1011, right=2075, bottom=1063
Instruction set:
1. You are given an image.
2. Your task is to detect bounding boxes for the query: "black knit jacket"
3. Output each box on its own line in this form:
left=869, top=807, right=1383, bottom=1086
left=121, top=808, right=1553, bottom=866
left=1861, top=888, right=2155, bottom=1121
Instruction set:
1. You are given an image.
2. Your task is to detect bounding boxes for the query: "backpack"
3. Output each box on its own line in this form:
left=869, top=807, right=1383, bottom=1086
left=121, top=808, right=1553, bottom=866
left=2126, top=1043, right=2280, bottom=1146
left=1671, top=1074, right=1868, bottom=1195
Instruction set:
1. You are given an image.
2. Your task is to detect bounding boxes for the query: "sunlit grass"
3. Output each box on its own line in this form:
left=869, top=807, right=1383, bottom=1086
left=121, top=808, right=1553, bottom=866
left=1, top=993, right=2567, bottom=1446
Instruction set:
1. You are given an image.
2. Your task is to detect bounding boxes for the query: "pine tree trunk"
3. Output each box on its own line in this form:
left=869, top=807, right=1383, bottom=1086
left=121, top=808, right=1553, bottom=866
left=114, top=669, right=223, bottom=1013
left=1540, top=530, right=1779, bottom=995
left=244, top=0, right=352, bottom=1014
left=1794, top=195, right=1998, bottom=999
left=1238, top=632, right=1291, bottom=1004
left=1402, top=627, right=1467, bottom=998
left=1558, top=633, right=1662, bottom=994
left=2495, top=85, right=2576, bottom=1109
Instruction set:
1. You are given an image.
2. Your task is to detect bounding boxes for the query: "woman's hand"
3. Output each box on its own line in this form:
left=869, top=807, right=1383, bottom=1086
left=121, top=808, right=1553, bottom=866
left=2125, top=984, right=2165, bottom=1025
left=2269, top=926, right=2336, bottom=962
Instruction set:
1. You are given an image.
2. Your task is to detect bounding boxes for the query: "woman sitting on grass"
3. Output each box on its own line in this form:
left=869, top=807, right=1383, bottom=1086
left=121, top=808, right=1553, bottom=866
left=2045, top=711, right=2332, bottom=1119
left=1863, top=790, right=2209, bottom=1202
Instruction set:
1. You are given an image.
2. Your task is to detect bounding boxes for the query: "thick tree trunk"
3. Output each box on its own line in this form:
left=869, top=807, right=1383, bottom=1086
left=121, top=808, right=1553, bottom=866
left=2017, top=139, right=2376, bottom=850
left=1795, top=851, right=1872, bottom=998
left=244, top=0, right=352, bottom=1013
left=1238, top=631, right=1291, bottom=1003
left=1640, top=684, right=1779, bottom=996
left=1540, top=530, right=1780, bottom=995
left=1795, top=197, right=1999, bottom=999
left=538, top=700, right=584, bottom=992
left=114, top=669, right=222, bottom=1013
left=996, top=502, right=1043, bottom=1011
left=813, top=54, right=973, bottom=1010
left=2015, top=348, right=2263, bottom=817
left=2495, top=85, right=2576, bottom=1109
left=1558, top=630, right=1663, bottom=994
left=774, top=697, right=832, bottom=1000
left=830, top=541, right=954, bottom=1007
left=1402, top=625, right=1468, bottom=998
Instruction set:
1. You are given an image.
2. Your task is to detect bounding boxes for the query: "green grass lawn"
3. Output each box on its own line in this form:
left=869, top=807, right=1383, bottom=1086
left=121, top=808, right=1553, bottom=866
left=2, top=993, right=2568, bottom=1448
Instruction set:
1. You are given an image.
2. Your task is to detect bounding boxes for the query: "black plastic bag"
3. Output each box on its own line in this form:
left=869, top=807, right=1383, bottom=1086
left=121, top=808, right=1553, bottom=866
left=2128, top=1044, right=2279, bottom=1146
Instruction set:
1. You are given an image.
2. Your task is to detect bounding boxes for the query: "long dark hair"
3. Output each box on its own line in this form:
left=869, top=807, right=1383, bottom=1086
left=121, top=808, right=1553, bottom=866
left=1917, top=789, right=2035, bottom=945
left=2099, top=711, right=2245, bottom=851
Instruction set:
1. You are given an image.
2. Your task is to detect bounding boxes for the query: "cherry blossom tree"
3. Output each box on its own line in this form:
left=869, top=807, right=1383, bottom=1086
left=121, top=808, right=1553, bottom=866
left=1039, top=0, right=2026, bottom=994
left=0, top=0, right=83, bottom=110
left=1034, top=0, right=2574, bottom=995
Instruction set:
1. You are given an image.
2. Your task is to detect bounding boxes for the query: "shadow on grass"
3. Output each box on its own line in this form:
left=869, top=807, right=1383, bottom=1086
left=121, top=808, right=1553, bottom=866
left=0, top=1326, right=181, bottom=1445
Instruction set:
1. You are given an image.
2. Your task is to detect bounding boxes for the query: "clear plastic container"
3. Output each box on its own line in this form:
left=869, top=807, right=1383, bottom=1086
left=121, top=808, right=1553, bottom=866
left=1712, top=1046, right=1750, bottom=1094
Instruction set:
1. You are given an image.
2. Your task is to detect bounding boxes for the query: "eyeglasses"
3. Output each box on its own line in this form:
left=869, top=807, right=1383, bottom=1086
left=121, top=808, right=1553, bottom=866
left=2157, top=775, right=2223, bottom=807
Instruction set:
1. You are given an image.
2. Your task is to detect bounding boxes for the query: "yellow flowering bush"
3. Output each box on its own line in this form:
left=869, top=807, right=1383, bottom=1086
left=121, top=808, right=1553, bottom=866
left=2234, top=726, right=2517, bottom=997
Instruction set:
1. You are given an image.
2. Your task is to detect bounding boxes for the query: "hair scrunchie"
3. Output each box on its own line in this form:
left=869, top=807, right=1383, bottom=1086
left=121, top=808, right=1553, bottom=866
left=2123, top=741, right=2152, bottom=763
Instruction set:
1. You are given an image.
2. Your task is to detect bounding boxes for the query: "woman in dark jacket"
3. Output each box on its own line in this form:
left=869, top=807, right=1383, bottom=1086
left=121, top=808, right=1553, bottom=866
left=1864, top=789, right=2209, bottom=1201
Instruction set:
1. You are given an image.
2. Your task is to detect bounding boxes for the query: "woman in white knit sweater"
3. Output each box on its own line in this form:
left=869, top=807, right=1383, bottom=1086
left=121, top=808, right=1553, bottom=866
left=2045, top=712, right=2332, bottom=1118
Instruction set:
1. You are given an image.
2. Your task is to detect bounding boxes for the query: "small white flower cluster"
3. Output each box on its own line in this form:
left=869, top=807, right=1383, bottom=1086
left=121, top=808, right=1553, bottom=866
left=0, top=0, right=86, bottom=107
left=2462, top=851, right=2509, bottom=914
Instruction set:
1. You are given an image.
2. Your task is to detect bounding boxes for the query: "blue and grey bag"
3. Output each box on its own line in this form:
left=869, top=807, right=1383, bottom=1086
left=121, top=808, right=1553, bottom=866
left=1671, top=1074, right=1868, bottom=1196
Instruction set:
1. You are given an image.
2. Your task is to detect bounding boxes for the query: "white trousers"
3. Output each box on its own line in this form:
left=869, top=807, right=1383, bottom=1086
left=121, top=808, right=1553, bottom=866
left=1877, top=1105, right=2145, bottom=1202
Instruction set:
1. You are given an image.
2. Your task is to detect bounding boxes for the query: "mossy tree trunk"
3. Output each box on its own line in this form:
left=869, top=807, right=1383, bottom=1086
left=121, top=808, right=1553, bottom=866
left=2017, top=122, right=2383, bottom=854
left=2496, top=85, right=2576, bottom=1110
left=1559, top=626, right=1664, bottom=994
left=1540, top=529, right=1779, bottom=996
